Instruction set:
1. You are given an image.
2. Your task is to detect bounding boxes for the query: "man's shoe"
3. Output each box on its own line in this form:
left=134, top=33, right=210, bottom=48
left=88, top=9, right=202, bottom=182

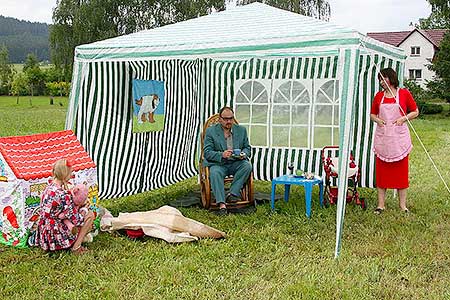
left=374, top=207, right=385, bottom=215
left=216, top=207, right=228, bottom=216
left=227, top=193, right=241, bottom=203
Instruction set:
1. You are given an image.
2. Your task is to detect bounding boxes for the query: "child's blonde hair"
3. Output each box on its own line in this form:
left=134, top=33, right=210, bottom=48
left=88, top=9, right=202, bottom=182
left=52, top=159, right=72, bottom=189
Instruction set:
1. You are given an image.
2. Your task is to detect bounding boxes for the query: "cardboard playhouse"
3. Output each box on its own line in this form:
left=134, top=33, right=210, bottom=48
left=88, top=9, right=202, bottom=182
left=0, top=130, right=98, bottom=248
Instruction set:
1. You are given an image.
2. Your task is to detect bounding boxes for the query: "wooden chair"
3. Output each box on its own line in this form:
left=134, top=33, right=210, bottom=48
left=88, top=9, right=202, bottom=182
left=199, top=114, right=254, bottom=210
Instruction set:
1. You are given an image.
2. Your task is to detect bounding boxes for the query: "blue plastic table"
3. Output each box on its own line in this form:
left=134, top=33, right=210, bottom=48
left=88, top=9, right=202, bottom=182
left=270, top=175, right=324, bottom=218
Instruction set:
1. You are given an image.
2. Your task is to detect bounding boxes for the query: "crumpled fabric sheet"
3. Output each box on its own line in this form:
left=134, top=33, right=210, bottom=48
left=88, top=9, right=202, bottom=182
left=100, top=205, right=225, bottom=243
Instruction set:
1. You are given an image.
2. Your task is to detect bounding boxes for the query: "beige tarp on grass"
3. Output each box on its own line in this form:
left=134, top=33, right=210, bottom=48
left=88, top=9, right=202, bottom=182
left=101, top=205, right=225, bottom=243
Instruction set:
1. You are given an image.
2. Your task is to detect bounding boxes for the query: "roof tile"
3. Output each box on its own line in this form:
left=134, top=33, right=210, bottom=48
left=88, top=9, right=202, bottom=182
left=367, top=29, right=449, bottom=47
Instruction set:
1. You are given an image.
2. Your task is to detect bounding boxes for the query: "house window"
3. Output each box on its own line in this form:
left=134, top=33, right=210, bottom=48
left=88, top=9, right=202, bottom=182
left=409, top=69, right=422, bottom=80
left=411, top=46, right=420, bottom=56
left=234, top=79, right=339, bottom=149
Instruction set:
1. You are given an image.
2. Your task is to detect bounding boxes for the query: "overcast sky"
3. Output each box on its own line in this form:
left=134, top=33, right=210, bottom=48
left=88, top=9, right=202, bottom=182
left=0, top=0, right=432, bottom=34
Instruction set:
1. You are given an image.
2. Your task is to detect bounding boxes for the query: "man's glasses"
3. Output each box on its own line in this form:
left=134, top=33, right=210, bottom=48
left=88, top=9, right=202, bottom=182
left=220, top=116, right=234, bottom=121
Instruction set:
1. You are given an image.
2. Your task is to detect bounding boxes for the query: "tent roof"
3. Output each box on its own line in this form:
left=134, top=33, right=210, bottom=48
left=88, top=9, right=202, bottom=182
left=75, top=3, right=403, bottom=61
left=0, top=130, right=96, bottom=180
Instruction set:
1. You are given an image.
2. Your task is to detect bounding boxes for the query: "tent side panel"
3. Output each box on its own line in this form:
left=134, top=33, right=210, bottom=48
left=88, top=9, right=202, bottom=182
left=353, top=54, right=404, bottom=188
left=198, top=56, right=341, bottom=180
left=74, top=60, right=200, bottom=199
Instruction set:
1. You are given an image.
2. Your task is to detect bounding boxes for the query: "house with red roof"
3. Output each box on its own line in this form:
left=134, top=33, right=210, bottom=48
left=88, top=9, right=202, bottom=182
left=0, top=130, right=98, bottom=247
left=367, top=29, right=448, bottom=87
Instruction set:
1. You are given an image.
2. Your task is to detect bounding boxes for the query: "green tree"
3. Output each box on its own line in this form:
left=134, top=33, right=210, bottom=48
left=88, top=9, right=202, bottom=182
left=236, top=0, right=330, bottom=20
left=419, top=0, right=450, bottom=29
left=23, top=53, right=45, bottom=103
left=0, top=44, right=15, bottom=95
left=11, top=72, right=29, bottom=104
left=50, top=0, right=226, bottom=81
left=427, top=33, right=450, bottom=102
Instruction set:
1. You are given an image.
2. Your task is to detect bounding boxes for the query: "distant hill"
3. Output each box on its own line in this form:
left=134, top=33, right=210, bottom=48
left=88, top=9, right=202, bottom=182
left=0, top=15, right=50, bottom=63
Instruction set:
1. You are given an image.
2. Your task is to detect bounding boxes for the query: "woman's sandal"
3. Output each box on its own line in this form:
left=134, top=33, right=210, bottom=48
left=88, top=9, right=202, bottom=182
left=374, top=207, right=385, bottom=215
left=71, top=245, right=89, bottom=255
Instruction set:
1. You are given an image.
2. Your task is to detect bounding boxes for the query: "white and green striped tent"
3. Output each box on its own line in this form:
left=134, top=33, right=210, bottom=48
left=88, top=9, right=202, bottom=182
left=66, top=3, right=405, bottom=256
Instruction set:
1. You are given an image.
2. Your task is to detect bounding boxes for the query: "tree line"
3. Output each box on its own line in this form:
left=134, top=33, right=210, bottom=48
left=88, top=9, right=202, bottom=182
left=0, top=15, right=49, bottom=63
left=0, top=0, right=448, bottom=103
left=0, top=47, right=69, bottom=100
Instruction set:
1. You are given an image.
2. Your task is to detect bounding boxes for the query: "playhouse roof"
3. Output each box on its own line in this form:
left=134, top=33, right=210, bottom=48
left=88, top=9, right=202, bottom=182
left=74, top=2, right=403, bottom=62
left=0, top=130, right=96, bottom=181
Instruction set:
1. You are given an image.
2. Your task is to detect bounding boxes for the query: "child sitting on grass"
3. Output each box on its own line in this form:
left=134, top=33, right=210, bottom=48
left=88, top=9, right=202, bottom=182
left=59, top=183, right=89, bottom=235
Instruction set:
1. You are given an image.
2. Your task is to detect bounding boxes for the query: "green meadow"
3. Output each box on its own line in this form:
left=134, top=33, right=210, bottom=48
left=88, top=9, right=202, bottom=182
left=1, top=95, right=450, bottom=299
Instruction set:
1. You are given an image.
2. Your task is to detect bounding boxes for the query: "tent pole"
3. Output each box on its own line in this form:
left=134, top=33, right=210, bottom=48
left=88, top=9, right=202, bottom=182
left=335, top=47, right=360, bottom=258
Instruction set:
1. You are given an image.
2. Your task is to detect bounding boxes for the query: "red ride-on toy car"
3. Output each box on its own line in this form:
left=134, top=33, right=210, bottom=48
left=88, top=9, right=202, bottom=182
left=321, top=146, right=366, bottom=209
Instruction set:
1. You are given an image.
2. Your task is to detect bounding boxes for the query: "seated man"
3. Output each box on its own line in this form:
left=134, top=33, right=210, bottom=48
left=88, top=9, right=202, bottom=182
left=203, top=106, right=253, bottom=215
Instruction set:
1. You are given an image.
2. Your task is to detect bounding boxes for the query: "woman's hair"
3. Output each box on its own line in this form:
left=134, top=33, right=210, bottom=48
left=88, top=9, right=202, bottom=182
left=52, top=159, right=72, bottom=186
left=378, top=67, right=399, bottom=88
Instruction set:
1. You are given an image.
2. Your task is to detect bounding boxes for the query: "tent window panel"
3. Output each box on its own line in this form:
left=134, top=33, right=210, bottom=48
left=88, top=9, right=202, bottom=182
left=275, top=82, right=291, bottom=102
left=332, top=127, right=340, bottom=145
left=272, top=126, right=289, bottom=147
left=294, top=89, right=311, bottom=104
left=314, top=105, right=333, bottom=125
left=290, top=126, right=309, bottom=148
left=313, top=127, right=332, bottom=148
left=236, top=90, right=250, bottom=104
left=319, top=81, right=337, bottom=100
left=250, top=125, right=267, bottom=146
left=333, top=107, right=339, bottom=125
left=273, top=90, right=288, bottom=103
left=316, top=89, right=332, bottom=103
left=292, top=105, right=310, bottom=125
left=252, top=105, right=268, bottom=123
left=254, top=86, right=269, bottom=103
left=240, top=82, right=253, bottom=100
left=235, top=104, right=250, bottom=123
left=251, top=80, right=268, bottom=103
left=272, top=105, right=290, bottom=124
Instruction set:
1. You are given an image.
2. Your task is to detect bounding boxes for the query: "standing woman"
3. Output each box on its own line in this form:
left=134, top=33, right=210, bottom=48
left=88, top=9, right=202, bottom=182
left=370, top=68, right=419, bottom=213
left=36, top=159, right=94, bottom=254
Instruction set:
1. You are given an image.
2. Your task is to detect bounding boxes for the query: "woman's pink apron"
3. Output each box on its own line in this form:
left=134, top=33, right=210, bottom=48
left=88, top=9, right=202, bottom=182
left=373, top=89, right=412, bottom=162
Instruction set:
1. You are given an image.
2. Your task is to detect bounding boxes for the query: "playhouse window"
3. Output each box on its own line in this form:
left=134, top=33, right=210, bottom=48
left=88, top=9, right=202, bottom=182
left=234, top=79, right=339, bottom=149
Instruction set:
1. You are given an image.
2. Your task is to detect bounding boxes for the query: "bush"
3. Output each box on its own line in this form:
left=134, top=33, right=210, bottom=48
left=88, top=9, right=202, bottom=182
left=45, top=81, right=70, bottom=96
left=416, top=101, right=444, bottom=115
left=404, top=79, right=425, bottom=102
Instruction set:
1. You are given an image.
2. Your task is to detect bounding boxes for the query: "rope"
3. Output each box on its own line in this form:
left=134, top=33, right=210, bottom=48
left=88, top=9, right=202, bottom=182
left=360, top=41, right=450, bottom=196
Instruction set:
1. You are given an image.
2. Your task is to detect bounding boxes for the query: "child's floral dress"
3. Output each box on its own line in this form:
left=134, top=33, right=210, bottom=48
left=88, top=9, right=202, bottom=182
left=36, top=182, right=84, bottom=251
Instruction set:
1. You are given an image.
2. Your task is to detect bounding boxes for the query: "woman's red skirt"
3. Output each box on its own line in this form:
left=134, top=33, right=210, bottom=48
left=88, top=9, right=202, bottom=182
left=375, top=155, right=409, bottom=189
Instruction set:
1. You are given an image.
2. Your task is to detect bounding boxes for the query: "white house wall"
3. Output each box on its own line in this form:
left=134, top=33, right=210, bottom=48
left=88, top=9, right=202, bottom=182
left=399, top=31, right=436, bottom=87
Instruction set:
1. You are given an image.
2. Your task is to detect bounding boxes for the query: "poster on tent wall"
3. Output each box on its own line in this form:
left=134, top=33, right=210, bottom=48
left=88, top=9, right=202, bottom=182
left=132, top=79, right=165, bottom=133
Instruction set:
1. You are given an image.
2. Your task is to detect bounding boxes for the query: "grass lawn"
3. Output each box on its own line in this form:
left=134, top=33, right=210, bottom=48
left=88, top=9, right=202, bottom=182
left=1, top=95, right=450, bottom=299
left=132, top=114, right=165, bottom=133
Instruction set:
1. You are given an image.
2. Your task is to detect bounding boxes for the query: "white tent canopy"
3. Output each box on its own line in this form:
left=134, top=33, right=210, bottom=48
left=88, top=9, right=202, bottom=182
left=66, top=3, right=405, bottom=257
left=73, top=3, right=402, bottom=61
